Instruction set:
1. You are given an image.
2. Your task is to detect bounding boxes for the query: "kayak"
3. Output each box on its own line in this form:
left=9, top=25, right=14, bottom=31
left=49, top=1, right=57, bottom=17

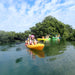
left=52, top=37, right=59, bottom=39
left=26, top=44, right=44, bottom=50
left=37, top=38, right=51, bottom=41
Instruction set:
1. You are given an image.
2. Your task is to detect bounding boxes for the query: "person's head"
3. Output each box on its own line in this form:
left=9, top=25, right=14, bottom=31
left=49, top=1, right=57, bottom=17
left=29, top=34, right=31, bottom=38
left=31, top=35, right=35, bottom=40
left=29, top=36, right=31, bottom=39
left=42, top=36, right=44, bottom=39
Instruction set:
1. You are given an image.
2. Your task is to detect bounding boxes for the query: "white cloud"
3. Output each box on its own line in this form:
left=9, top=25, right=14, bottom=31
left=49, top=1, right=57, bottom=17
left=69, top=5, right=75, bottom=10
left=0, top=0, right=75, bottom=32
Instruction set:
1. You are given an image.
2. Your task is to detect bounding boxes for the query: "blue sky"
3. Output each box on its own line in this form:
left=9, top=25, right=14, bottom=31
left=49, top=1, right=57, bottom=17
left=0, top=0, right=75, bottom=32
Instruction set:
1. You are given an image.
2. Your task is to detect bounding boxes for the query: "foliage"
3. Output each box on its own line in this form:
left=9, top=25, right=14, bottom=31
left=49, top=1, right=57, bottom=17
left=0, top=30, right=31, bottom=44
left=0, top=15, right=75, bottom=44
left=30, top=16, right=74, bottom=40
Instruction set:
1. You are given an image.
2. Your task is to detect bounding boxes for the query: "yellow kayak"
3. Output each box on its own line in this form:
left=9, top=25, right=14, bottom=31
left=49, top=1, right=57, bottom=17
left=37, top=38, right=51, bottom=41
left=27, top=44, right=44, bottom=50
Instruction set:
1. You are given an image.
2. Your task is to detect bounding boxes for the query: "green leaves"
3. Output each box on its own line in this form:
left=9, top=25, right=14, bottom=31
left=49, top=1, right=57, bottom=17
left=30, top=15, right=75, bottom=40
left=0, top=15, right=74, bottom=44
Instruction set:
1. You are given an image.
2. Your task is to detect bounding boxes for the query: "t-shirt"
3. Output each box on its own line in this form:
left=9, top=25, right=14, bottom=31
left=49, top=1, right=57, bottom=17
left=30, top=39, right=37, bottom=44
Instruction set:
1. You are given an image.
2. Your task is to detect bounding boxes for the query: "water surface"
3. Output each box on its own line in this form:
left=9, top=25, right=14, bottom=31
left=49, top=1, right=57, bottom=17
left=0, top=40, right=75, bottom=75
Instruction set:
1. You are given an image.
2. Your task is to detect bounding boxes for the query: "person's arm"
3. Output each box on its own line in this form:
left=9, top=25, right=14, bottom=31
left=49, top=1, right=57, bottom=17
left=34, top=39, right=38, bottom=44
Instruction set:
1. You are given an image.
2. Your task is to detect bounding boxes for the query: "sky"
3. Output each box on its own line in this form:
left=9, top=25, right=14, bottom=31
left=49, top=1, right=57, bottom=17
left=0, top=0, right=75, bottom=32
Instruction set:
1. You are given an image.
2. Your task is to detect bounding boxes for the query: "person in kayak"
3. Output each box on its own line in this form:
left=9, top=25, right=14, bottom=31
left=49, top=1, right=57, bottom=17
left=42, top=36, right=44, bottom=39
left=25, top=34, right=32, bottom=45
left=25, top=38, right=30, bottom=46
left=29, top=34, right=31, bottom=45
left=30, top=35, right=38, bottom=45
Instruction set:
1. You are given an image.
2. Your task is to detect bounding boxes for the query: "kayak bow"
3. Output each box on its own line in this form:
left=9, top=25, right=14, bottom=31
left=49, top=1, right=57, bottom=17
left=26, top=44, right=44, bottom=50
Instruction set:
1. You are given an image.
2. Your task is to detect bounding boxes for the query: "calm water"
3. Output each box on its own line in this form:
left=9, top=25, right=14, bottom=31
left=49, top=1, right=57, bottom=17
left=0, top=40, right=75, bottom=75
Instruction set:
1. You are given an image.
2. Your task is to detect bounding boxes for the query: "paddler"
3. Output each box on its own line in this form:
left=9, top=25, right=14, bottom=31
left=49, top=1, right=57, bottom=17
left=30, top=35, right=38, bottom=45
left=25, top=38, right=29, bottom=46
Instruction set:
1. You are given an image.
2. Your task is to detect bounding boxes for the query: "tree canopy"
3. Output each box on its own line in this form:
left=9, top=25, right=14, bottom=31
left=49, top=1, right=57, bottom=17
left=0, top=15, right=75, bottom=44
left=30, top=16, right=74, bottom=40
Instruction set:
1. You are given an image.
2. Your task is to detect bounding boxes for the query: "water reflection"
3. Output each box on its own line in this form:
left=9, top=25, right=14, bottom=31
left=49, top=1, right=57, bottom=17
left=52, top=39, right=60, bottom=44
left=1, top=48, right=8, bottom=51
left=27, top=49, right=45, bottom=59
left=44, top=40, right=67, bottom=57
left=26, top=39, right=66, bottom=60
left=70, top=41, right=75, bottom=46
left=16, top=47, right=22, bottom=51
left=0, top=43, right=16, bottom=51
left=70, top=41, right=75, bottom=49
left=47, top=57, right=56, bottom=61
left=0, top=42, right=75, bottom=75
left=16, top=57, right=23, bottom=63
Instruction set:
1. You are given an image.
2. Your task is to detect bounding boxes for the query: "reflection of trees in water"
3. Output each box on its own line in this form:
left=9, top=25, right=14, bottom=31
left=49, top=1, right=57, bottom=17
left=0, top=45, right=10, bottom=51
left=0, top=43, right=16, bottom=51
left=16, top=57, right=23, bottom=63
left=47, top=57, right=57, bottom=61
left=70, top=41, right=75, bottom=49
left=1, top=48, right=8, bottom=51
left=0, top=43, right=24, bottom=51
left=44, top=41, right=67, bottom=57
left=45, top=39, right=60, bottom=46
left=1, top=46, right=22, bottom=51
left=16, top=47, right=21, bottom=51
left=70, top=41, right=75, bottom=46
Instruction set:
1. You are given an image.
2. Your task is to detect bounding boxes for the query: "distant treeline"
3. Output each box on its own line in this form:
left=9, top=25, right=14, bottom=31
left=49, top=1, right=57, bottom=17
left=0, top=16, right=75, bottom=44
left=0, top=31, right=30, bottom=44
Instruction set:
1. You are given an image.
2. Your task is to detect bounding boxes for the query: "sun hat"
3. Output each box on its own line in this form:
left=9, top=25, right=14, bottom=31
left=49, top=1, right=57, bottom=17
left=31, top=35, right=35, bottom=38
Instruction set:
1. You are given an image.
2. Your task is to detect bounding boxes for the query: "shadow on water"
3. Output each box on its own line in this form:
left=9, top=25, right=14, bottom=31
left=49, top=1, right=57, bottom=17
left=16, top=57, right=23, bottom=63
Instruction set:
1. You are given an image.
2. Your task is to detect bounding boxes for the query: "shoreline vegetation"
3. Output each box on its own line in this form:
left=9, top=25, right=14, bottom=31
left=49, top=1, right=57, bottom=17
left=0, top=16, right=75, bottom=44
